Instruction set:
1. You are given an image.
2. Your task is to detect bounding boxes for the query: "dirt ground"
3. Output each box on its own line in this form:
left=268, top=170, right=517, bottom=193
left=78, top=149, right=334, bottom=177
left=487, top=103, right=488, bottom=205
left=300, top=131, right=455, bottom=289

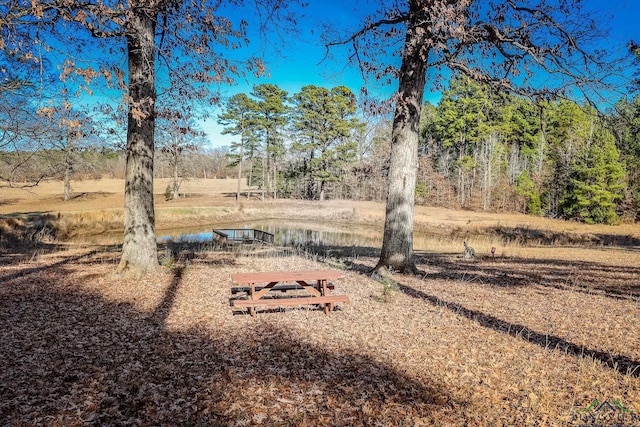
left=1, top=179, right=640, bottom=426
left=1, top=246, right=639, bottom=426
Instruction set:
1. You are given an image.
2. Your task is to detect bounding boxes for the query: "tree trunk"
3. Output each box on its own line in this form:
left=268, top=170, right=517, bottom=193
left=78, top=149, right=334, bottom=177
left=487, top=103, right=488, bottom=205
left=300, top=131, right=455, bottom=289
left=273, top=161, right=278, bottom=199
left=63, top=154, right=72, bottom=202
left=265, top=132, right=272, bottom=198
left=457, top=146, right=466, bottom=208
left=172, top=153, right=179, bottom=200
left=236, top=138, right=243, bottom=201
left=247, top=160, right=253, bottom=199
left=375, top=6, right=428, bottom=274
left=117, top=7, right=159, bottom=276
left=261, top=157, right=266, bottom=201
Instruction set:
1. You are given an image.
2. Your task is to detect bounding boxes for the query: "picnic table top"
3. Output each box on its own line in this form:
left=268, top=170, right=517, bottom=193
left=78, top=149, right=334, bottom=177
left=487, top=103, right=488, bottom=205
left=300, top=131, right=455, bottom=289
left=231, top=270, right=343, bottom=284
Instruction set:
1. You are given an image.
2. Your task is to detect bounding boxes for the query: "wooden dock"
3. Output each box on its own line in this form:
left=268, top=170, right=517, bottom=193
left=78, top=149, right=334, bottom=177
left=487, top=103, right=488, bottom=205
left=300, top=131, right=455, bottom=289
left=212, top=228, right=275, bottom=245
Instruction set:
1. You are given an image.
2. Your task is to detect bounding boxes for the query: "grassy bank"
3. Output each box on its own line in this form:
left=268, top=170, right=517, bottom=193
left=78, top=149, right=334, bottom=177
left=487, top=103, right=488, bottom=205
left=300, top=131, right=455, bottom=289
left=2, top=179, right=639, bottom=251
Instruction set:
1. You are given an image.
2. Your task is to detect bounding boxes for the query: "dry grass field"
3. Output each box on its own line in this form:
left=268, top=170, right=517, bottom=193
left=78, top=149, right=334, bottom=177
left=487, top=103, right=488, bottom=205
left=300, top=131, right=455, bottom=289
left=3, top=178, right=639, bottom=244
left=1, top=179, right=640, bottom=426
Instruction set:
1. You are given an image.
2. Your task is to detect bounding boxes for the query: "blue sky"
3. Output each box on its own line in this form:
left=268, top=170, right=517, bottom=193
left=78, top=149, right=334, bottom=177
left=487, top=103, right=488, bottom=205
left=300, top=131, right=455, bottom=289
left=202, top=0, right=640, bottom=149
left=202, top=0, right=403, bottom=148
left=8, top=1, right=638, bottom=149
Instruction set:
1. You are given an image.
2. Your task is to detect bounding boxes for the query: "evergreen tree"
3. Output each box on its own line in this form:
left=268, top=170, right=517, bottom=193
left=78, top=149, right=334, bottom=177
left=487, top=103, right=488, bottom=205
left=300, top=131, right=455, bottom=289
left=433, top=77, right=490, bottom=207
left=610, top=97, right=640, bottom=219
left=418, top=101, right=437, bottom=155
left=629, top=41, right=640, bottom=93
left=250, top=84, right=289, bottom=199
left=290, top=85, right=360, bottom=200
left=543, top=100, right=593, bottom=218
left=500, top=97, right=543, bottom=186
left=560, top=124, right=626, bottom=224
left=516, top=170, right=542, bottom=215
left=608, top=44, right=640, bottom=219
left=217, top=94, right=260, bottom=199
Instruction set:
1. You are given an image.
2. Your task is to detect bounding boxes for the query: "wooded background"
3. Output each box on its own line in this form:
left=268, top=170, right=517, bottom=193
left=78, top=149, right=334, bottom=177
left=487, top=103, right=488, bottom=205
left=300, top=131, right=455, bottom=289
left=4, top=75, right=638, bottom=225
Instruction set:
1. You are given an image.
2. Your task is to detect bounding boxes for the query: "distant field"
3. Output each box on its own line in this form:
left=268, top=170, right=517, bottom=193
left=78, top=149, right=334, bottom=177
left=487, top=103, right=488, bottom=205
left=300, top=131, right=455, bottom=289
left=2, top=179, right=639, bottom=243
left=0, top=178, right=245, bottom=215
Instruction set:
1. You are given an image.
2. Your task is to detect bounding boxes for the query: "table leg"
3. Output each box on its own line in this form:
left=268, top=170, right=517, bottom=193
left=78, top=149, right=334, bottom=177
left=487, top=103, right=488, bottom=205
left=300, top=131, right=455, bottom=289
left=254, top=282, right=279, bottom=300
left=296, top=281, right=321, bottom=297
left=321, top=279, right=331, bottom=314
left=249, top=282, right=256, bottom=317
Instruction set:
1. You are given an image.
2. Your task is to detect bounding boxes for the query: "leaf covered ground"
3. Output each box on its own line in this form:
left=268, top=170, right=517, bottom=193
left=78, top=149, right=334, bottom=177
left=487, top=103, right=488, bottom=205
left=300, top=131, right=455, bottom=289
left=1, top=243, right=639, bottom=426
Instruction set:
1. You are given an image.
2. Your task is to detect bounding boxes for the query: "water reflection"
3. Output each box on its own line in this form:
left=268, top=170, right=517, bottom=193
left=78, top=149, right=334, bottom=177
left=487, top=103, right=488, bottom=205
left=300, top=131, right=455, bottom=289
left=157, top=220, right=383, bottom=249
left=80, top=219, right=458, bottom=253
left=157, top=231, right=215, bottom=244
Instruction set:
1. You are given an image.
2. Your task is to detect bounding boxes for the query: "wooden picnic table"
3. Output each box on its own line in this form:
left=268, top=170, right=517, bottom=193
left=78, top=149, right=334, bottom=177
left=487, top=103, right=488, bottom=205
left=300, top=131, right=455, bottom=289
left=230, top=270, right=350, bottom=317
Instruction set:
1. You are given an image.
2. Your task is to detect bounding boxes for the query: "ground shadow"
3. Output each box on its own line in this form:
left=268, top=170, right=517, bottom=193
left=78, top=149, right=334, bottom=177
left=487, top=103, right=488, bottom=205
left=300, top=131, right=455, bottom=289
left=0, top=248, right=102, bottom=280
left=70, top=191, right=115, bottom=200
left=0, top=213, right=61, bottom=247
left=0, top=250, right=451, bottom=425
left=0, top=211, right=54, bottom=218
left=486, top=225, right=640, bottom=248
left=0, top=199, right=24, bottom=208
left=303, top=243, right=640, bottom=300
left=412, top=251, right=640, bottom=300
left=396, top=282, right=640, bottom=378
left=326, top=247, right=640, bottom=378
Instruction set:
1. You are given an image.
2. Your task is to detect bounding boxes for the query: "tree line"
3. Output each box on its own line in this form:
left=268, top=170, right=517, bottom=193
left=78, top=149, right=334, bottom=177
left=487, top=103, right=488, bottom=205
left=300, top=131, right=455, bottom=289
left=216, top=76, right=636, bottom=225
left=218, top=84, right=364, bottom=201
left=419, top=77, right=633, bottom=225
left=4, top=75, right=638, bottom=227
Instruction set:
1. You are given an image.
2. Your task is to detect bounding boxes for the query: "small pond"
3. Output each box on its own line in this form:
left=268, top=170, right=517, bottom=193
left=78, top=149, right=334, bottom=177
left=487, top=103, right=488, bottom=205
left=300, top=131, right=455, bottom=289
left=78, top=219, right=462, bottom=253
left=157, top=219, right=384, bottom=249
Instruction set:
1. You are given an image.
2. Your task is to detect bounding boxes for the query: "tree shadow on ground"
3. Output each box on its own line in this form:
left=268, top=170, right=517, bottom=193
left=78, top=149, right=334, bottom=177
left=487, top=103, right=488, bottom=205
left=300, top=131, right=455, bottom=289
left=0, top=211, right=53, bottom=219
left=412, top=251, right=640, bottom=300
left=0, top=247, right=102, bottom=280
left=486, top=225, right=640, bottom=248
left=395, top=282, right=640, bottom=378
left=0, top=200, right=27, bottom=209
left=158, top=240, right=300, bottom=262
left=0, top=250, right=451, bottom=425
left=336, top=248, right=640, bottom=379
left=306, top=243, right=640, bottom=300
left=0, top=213, right=61, bottom=248
left=70, top=191, right=115, bottom=200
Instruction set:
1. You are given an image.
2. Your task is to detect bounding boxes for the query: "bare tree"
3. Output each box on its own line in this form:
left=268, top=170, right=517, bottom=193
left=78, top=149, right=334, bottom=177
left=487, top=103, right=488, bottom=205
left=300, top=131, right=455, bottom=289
left=156, top=114, right=205, bottom=200
left=327, top=0, right=614, bottom=273
left=37, top=103, right=102, bottom=201
left=476, top=133, right=504, bottom=210
left=0, top=45, right=59, bottom=187
left=3, top=1, right=299, bottom=276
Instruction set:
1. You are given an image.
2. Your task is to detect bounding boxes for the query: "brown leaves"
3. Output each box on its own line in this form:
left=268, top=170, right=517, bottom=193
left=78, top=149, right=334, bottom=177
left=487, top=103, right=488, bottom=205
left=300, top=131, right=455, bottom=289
left=1, top=245, right=639, bottom=425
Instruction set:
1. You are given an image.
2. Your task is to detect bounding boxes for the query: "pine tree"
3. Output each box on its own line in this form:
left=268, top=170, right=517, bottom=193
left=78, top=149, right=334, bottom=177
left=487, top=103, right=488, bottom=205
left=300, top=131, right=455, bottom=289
left=515, top=170, right=542, bottom=215
left=560, top=124, right=626, bottom=224
left=218, top=94, right=260, bottom=199
left=250, top=84, right=289, bottom=199
left=290, top=85, right=360, bottom=200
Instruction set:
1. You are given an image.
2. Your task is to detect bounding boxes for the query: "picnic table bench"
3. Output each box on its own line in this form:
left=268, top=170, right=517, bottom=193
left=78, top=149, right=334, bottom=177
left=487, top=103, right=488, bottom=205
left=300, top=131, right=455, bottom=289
left=230, top=270, right=350, bottom=317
